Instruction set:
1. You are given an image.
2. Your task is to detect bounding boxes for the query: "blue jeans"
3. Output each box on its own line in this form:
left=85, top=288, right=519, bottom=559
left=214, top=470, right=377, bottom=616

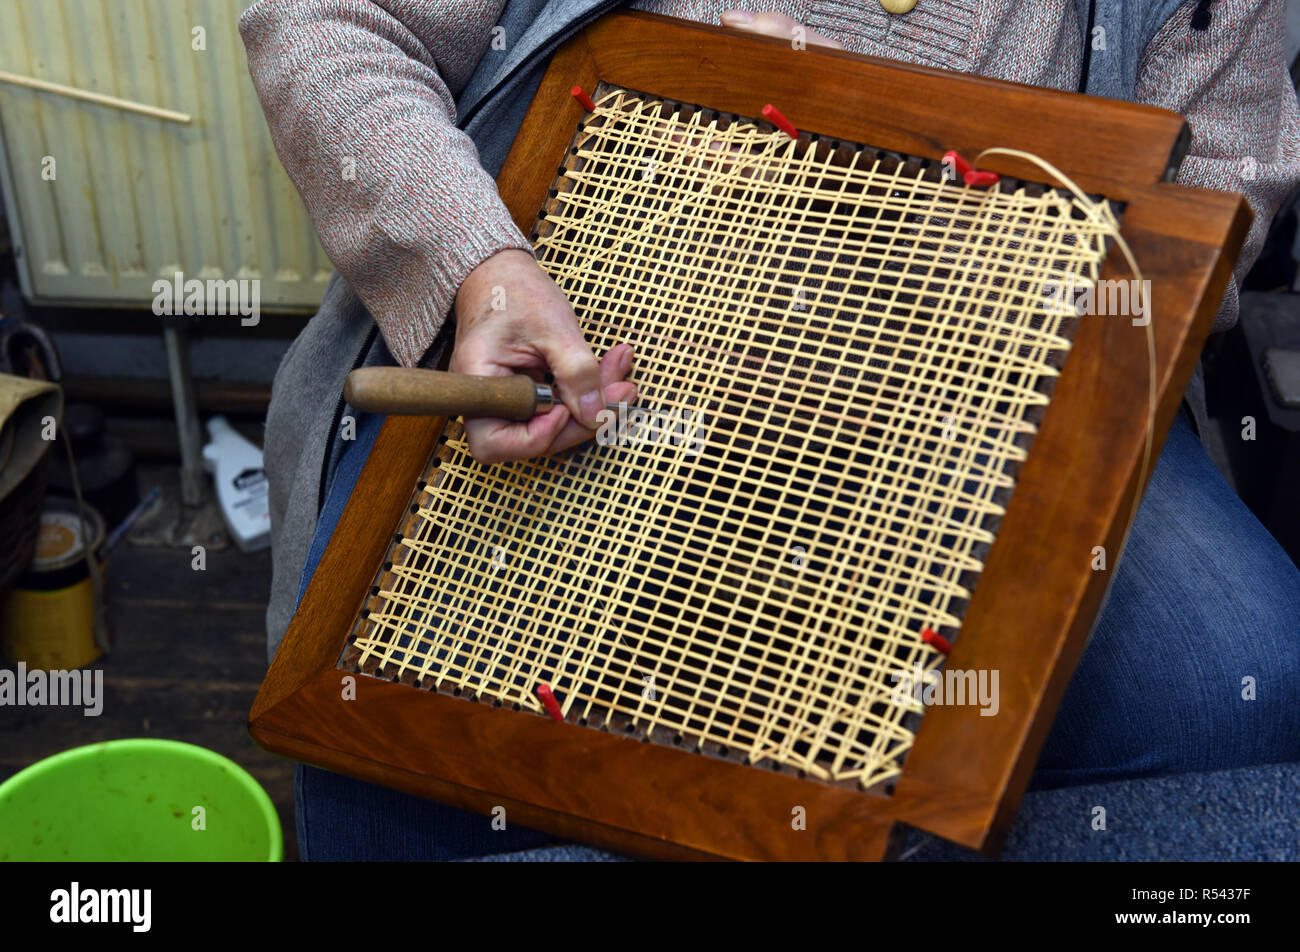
left=291, top=409, right=1300, bottom=860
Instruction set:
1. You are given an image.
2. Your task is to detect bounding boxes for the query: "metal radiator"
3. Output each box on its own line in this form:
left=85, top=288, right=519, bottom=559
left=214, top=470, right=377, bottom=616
left=0, top=0, right=329, bottom=312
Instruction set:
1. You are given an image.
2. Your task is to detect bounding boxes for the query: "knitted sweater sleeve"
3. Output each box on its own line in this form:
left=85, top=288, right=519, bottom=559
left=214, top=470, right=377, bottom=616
left=1135, top=0, right=1300, bottom=329
left=238, top=0, right=533, bottom=366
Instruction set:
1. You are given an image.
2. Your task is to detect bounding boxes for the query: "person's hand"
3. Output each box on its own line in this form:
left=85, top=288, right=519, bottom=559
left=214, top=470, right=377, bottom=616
left=719, top=10, right=843, bottom=48
left=449, top=249, right=636, bottom=464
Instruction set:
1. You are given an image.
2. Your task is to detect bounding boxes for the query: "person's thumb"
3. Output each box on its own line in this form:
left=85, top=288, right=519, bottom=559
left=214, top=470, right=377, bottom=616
left=535, top=321, right=604, bottom=428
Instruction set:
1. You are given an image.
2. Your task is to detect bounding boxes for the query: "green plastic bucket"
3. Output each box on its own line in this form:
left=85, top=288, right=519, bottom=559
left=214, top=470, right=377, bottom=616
left=0, top=739, right=282, bottom=861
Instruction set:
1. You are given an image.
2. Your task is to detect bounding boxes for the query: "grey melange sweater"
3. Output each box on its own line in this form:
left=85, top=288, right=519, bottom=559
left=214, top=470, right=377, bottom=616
left=238, top=0, right=1300, bottom=660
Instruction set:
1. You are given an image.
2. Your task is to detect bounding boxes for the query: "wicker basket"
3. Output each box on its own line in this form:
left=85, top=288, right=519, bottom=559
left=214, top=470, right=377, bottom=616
left=0, top=445, right=50, bottom=591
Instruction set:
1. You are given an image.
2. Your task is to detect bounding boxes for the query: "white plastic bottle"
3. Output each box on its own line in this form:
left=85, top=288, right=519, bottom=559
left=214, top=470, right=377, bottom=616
left=202, top=416, right=271, bottom=553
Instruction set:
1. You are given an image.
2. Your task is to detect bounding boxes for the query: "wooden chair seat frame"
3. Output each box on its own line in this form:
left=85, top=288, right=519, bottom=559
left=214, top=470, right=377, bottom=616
left=249, top=12, right=1250, bottom=861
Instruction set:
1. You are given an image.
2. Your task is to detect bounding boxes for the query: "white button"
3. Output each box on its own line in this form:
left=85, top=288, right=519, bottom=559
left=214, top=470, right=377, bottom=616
left=880, top=0, right=919, bottom=13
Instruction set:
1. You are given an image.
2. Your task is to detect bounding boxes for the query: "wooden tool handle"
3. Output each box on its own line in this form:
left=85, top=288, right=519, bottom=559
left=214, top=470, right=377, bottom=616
left=344, top=368, right=540, bottom=421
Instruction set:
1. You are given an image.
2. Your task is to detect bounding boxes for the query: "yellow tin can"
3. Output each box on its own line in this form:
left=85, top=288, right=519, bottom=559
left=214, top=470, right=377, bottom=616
left=1, top=498, right=105, bottom=670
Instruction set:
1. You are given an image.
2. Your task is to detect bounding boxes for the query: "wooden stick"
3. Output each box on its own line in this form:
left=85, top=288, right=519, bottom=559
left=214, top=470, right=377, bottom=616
left=345, top=368, right=545, bottom=421
left=0, top=69, right=192, bottom=125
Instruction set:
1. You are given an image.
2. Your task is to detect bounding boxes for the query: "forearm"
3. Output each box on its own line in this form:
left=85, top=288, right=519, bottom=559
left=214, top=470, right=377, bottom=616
left=239, top=0, right=531, bottom=366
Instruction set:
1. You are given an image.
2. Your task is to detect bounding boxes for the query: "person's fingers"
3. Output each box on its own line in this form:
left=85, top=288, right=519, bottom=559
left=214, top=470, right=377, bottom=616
left=463, top=345, right=637, bottom=463
left=540, top=378, right=638, bottom=456
left=537, top=348, right=638, bottom=455
left=535, top=320, right=610, bottom=429
left=720, top=10, right=843, bottom=48
left=465, top=403, right=572, bottom=465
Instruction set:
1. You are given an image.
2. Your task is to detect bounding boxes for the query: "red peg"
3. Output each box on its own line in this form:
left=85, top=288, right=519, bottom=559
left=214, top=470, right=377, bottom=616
left=921, top=627, right=952, bottom=654
left=761, top=103, right=799, bottom=139
left=571, top=86, right=596, bottom=112
left=536, top=683, right=565, bottom=721
left=941, top=149, right=1000, bottom=188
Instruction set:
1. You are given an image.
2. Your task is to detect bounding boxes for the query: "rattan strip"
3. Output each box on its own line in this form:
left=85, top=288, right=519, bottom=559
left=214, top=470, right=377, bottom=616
left=349, top=86, right=1117, bottom=788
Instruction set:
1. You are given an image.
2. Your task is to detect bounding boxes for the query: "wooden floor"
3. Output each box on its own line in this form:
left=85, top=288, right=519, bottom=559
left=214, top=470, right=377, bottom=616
left=1, top=536, right=298, bottom=860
